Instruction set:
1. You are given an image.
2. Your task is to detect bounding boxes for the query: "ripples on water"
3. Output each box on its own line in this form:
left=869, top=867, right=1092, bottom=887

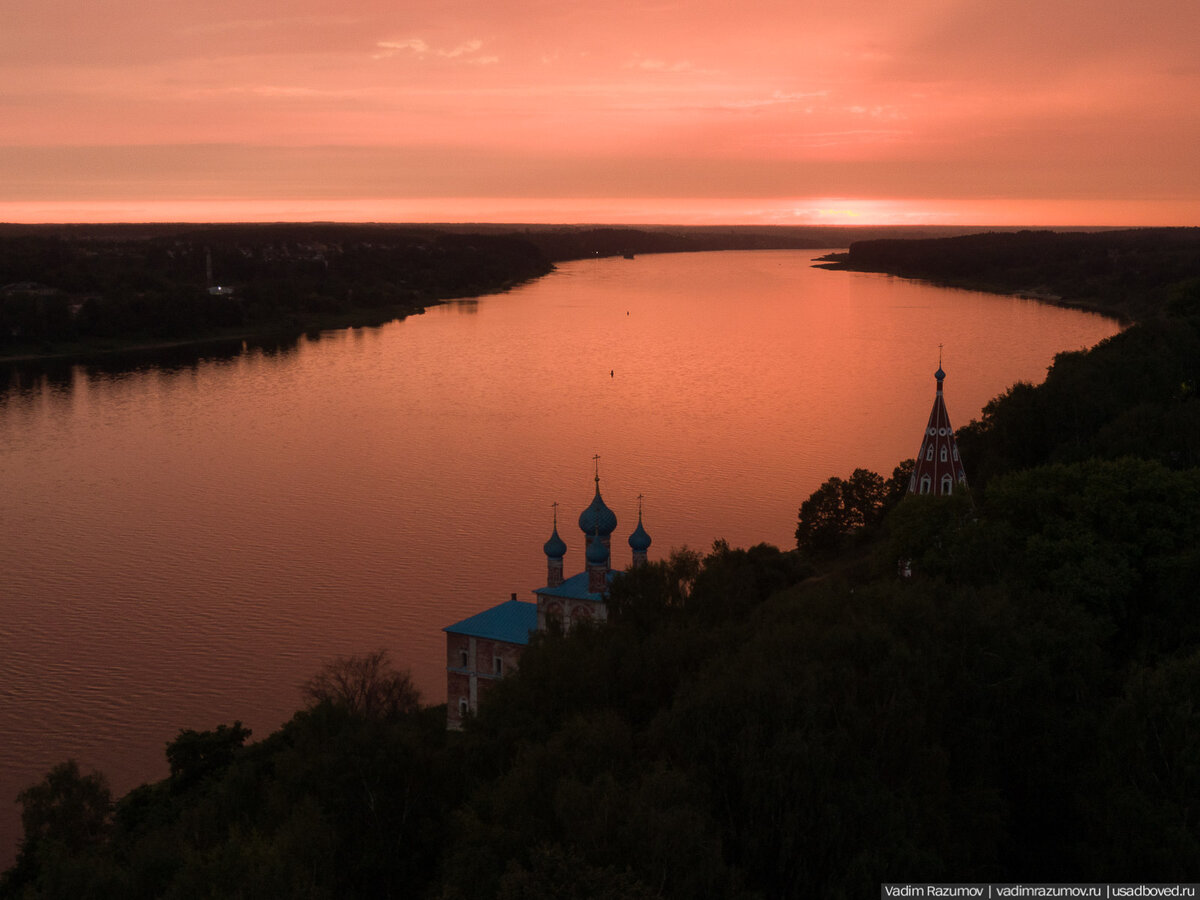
left=0, top=251, right=1119, bottom=861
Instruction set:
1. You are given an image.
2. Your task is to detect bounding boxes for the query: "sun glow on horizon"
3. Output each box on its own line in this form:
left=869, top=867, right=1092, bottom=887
left=0, top=196, right=1194, bottom=229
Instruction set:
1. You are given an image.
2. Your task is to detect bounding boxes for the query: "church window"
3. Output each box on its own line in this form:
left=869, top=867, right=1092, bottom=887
left=953, top=447, right=959, bottom=461
left=458, top=697, right=469, bottom=717
left=920, top=475, right=932, bottom=494
left=941, top=474, right=954, bottom=494
left=940, top=446, right=948, bottom=462
left=458, top=648, right=468, bottom=669
left=926, top=444, right=934, bottom=461
left=494, top=656, right=503, bottom=676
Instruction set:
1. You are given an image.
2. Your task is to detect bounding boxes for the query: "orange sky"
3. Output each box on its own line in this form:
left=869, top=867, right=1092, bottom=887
left=3, top=0, right=1199, bottom=225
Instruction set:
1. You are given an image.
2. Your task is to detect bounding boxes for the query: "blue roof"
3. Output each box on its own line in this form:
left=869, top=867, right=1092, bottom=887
left=443, top=599, right=538, bottom=645
left=543, top=524, right=567, bottom=560
left=534, top=569, right=616, bottom=602
left=578, top=487, right=618, bottom=537
left=628, top=516, right=651, bottom=552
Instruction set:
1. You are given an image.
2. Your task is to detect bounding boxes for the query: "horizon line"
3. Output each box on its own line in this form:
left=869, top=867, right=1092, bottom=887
left=0, top=220, right=1182, bottom=231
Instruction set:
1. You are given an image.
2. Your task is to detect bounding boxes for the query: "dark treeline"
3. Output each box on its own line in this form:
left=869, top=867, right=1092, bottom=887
left=518, top=225, right=990, bottom=261
left=7, top=234, right=1200, bottom=897
left=827, top=227, right=1200, bottom=321
left=0, top=225, right=552, bottom=355
left=0, top=222, right=1051, bottom=359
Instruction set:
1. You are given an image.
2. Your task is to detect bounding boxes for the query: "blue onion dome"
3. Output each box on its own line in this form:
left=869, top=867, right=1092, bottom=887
left=586, top=534, right=609, bottom=566
left=628, top=515, right=652, bottom=552
left=935, top=365, right=946, bottom=381
left=578, top=484, right=618, bottom=537
left=543, top=525, right=567, bottom=560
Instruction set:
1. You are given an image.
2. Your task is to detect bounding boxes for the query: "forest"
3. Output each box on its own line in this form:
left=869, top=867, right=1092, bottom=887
left=826, top=227, right=1200, bottom=322
left=5, top=229, right=1200, bottom=897
left=0, top=225, right=553, bottom=357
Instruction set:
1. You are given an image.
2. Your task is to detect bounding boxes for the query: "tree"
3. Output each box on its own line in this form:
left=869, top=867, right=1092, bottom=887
left=2, top=759, right=113, bottom=895
left=301, top=648, right=420, bottom=719
left=795, top=467, right=889, bottom=556
left=607, top=547, right=702, bottom=628
left=15, top=760, right=111, bottom=856
left=166, top=721, right=252, bottom=789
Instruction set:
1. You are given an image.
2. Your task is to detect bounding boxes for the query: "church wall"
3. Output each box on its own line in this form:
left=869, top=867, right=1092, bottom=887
left=446, top=669, right=471, bottom=730
left=445, top=633, right=473, bottom=730
left=445, top=631, right=526, bottom=729
left=446, top=632, right=472, bottom=671
left=537, top=595, right=607, bottom=632
left=473, top=636, right=525, bottom=679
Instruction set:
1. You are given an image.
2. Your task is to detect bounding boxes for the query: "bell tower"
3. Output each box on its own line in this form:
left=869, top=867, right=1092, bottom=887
left=909, top=349, right=968, bottom=496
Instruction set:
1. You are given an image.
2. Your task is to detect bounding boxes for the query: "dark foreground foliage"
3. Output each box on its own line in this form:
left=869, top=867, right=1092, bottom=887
left=7, top=255, right=1200, bottom=897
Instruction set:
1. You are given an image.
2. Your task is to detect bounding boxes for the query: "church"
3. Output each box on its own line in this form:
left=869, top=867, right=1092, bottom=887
left=445, top=359, right=967, bottom=727
left=443, top=464, right=651, bottom=729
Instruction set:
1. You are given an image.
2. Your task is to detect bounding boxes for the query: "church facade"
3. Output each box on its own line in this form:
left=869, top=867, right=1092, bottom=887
left=443, top=468, right=651, bottom=729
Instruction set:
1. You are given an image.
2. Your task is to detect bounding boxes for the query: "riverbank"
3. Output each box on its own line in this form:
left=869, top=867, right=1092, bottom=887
left=0, top=226, right=554, bottom=365
left=0, top=300, right=430, bottom=364
left=816, top=253, right=1128, bottom=323
left=817, top=228, right=1200, bottom=324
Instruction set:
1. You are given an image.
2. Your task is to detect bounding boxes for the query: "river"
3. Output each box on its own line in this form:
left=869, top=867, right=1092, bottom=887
left=0, top=250, right=1119, bottom=861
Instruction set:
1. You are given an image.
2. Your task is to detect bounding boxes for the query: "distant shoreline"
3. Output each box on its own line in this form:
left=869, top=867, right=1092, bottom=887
left=814, top=253, right=1128, bottom=323
left=0, top=225, right=556, bottom=365
left=2, top=251, right=1123, bottom=367
left=809, top=225, right=1200, bottom=325
left=0, top=296, right=454, bottom=365
left=4, top=225, right=1157, bottom=365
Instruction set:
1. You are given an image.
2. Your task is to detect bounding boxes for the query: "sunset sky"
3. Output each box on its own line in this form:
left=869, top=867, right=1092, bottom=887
left=3, top=0, right=1199, bottom=225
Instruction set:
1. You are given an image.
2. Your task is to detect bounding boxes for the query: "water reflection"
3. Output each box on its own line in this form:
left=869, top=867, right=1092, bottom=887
left=0, top=334, right=311, bottom=404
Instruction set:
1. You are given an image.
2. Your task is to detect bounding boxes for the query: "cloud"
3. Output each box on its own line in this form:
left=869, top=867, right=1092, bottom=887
left=374, top=38, right=497, bottom=64
left=626, top=58, right=694, bottom=72
left=720, top=90, right=830, bottom=110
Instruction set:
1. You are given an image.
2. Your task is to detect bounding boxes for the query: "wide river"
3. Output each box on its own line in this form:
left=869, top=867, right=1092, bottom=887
left=0, top=250, right=1118, bottom=860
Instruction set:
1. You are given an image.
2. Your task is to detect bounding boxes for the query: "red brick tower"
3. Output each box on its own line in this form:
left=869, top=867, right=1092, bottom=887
left=909, top=356, right=968, bottom=496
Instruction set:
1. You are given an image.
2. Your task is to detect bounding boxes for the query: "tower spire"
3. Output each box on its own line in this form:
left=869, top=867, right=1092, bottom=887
left=908, top=354, right=967, bottom=496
